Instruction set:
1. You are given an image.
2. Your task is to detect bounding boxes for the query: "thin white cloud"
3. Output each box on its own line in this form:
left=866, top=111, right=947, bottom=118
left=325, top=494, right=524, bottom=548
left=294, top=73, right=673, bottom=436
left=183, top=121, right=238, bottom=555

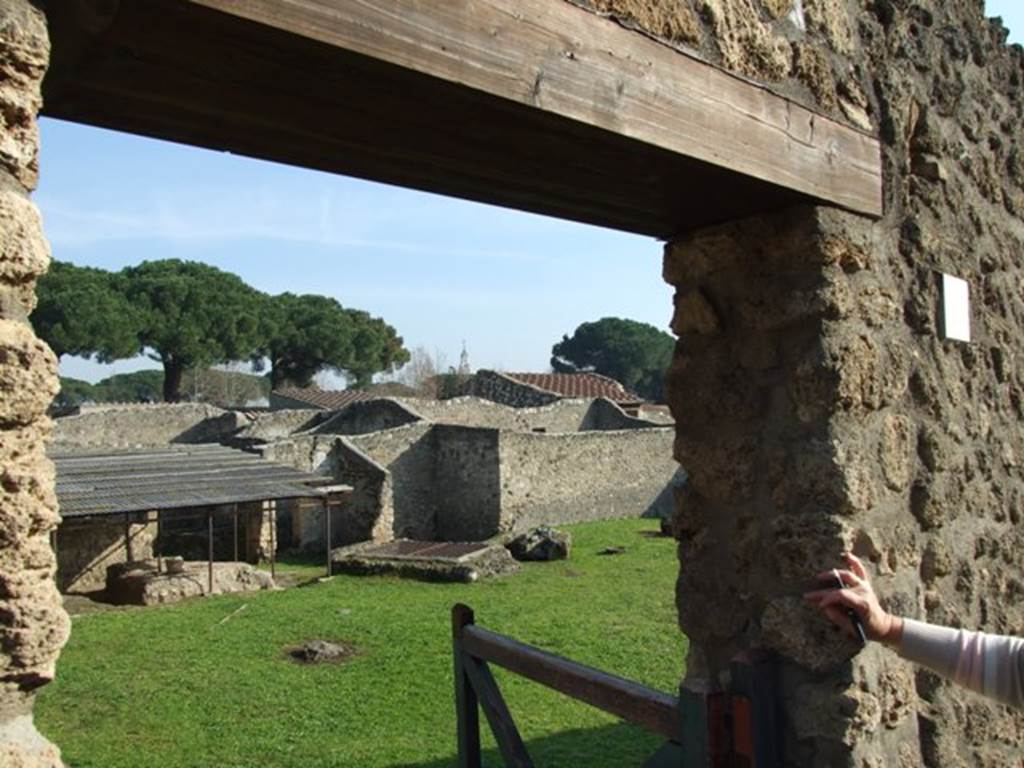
left=37, top=191, right=556, bottom=265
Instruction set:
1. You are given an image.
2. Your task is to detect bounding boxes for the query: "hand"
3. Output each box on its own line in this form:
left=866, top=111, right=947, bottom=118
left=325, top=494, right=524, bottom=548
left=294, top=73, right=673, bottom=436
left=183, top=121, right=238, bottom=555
left=803, top=553, right=903, bottom=645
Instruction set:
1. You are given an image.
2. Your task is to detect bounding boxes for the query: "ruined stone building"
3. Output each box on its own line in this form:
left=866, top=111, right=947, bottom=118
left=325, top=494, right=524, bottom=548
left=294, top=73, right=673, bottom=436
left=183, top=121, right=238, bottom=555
left=254, top=396, right=677, bottom=547
left=270, top=370, right=665, bottom=414
left=47, top=398, right=676, bottom=595
left=2, top=0, right=1024, bottom=765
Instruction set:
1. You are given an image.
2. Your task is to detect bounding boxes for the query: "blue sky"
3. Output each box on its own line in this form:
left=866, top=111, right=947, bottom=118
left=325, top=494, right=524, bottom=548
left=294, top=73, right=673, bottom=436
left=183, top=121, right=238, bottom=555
left=39, top=2, right=1021, bottom=384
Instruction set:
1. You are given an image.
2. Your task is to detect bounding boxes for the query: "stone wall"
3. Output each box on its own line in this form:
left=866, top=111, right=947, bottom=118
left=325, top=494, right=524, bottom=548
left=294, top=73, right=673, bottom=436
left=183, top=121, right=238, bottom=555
left=0, top=2, right=66, bottom=764
left=580, top=397, right=663, bottom=430
left=231, top=409, right=326, bottom=444
left=329, top=438, right=392, bottom=545
left=347, top=424, right=437, bottom=540
left=56, top=514, right=156, bottom=593
left=268, top=419, right=675, bottom=546
left=603, top=0, right=1024, bottom=763
left=266, top=423, right=438, bottom=543
left=404, top=395, right=591, bottom=432
left=312, top=398, right=421, bottom=435
left=498, top=428, right=677, bottom=532
left=466, top=369, right=561, bottom=407
left=52, top=403, right=240, bottom=450
left=434, top=425, right=502, bottom=540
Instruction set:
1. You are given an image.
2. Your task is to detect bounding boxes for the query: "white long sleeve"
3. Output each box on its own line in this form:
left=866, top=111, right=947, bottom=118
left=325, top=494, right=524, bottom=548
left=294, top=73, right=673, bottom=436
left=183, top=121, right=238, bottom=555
left=898, top=618, right=1024, bottom=708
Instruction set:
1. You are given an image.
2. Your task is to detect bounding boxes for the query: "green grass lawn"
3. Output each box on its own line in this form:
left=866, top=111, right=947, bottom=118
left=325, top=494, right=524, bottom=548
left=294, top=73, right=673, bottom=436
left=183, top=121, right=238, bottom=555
left=37, top=518, right=686, bottom=768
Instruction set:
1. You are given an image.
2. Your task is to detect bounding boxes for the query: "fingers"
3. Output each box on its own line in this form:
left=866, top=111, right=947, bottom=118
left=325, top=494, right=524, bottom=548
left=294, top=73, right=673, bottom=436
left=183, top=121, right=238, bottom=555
left=844, top=552, right=868, bottom=581
left=804, top=588, right=868, bottom=616
left=814, top=568, right=863, bottom=588
left=823, top=605, right=855, bottom=638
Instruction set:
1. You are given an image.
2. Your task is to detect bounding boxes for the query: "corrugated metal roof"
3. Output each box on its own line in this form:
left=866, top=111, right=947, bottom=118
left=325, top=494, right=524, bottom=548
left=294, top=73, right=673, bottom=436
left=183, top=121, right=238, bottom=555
left=52, top=444, right=334, bottom=518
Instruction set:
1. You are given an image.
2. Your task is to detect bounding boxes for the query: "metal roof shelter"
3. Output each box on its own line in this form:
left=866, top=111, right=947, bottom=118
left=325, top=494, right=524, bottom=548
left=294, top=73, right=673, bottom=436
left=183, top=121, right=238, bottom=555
left=51, top=444, right=349, bottom=588
left=53, top=444, right=333, bottom=517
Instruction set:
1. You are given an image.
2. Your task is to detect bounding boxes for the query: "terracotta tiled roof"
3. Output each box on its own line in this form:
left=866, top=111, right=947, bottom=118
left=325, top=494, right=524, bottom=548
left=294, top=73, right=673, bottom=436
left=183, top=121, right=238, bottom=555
left=503, top=372, right=642, bottom=403
left=272, top=387, right=377, bottom=410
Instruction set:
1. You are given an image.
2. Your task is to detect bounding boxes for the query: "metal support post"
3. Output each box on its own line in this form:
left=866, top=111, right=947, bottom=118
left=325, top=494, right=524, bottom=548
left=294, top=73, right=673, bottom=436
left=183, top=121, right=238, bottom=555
left=124, top=512, right=133, bottom=562
left=50, top=528, right=59, bottom=587
left=207, top=509, right=214, bottom=595
left=324, top=496, right=332, bottom=578
left=269, top=502, right=276, bottom=580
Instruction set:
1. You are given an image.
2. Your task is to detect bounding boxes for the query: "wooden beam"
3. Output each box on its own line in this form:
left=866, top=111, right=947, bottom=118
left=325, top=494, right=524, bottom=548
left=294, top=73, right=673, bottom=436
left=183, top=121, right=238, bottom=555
left=460, top=622, right=681, bottom=740
left=41, top=0, right=881, bottom=238
left=190, top=0, right=882, bottom=218
left=463, top=656, right=535, bottom=768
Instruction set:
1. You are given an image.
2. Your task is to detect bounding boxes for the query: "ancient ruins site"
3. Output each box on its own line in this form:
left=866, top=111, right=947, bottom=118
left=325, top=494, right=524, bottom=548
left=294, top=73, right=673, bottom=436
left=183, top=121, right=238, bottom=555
left=2, top=0, right=1024, bottom=766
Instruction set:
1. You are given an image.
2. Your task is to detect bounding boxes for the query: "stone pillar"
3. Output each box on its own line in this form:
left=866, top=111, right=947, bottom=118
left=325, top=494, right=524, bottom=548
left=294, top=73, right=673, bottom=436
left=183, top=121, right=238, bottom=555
left=0, top=3, right=69, bottom=766
left=664, top=206, right=921, bottom=766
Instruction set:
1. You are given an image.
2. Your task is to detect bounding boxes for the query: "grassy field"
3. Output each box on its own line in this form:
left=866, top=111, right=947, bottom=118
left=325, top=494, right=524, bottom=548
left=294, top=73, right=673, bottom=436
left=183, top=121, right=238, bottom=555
left=37, top=518, right=685, bottom=768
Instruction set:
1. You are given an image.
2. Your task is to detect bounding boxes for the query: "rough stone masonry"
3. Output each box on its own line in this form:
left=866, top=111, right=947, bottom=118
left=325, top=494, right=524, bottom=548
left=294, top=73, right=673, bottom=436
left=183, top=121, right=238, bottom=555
left=568, top=0, right=1024, bottom=764
left=0, top=1, right=67, bottom=766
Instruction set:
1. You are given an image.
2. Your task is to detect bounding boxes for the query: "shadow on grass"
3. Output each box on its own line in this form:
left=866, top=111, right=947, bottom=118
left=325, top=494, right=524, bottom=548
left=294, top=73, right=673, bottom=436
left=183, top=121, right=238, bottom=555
left=390, top=721, right=666, bottom=768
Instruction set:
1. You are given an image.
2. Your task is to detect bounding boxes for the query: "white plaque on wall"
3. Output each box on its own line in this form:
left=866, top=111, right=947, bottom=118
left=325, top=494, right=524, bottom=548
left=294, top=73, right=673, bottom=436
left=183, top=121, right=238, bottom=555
left=940, top=273, right=971, bottom=342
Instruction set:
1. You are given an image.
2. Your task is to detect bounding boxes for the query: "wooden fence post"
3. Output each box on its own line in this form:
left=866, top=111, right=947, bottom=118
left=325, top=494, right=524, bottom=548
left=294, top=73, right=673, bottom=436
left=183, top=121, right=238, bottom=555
left=452, top=603, right=482, bottom=768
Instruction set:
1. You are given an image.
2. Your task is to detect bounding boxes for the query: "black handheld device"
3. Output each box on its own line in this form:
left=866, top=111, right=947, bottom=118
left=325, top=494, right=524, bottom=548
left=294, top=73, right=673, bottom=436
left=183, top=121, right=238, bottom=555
left=832, top=568, right=868, bottom=645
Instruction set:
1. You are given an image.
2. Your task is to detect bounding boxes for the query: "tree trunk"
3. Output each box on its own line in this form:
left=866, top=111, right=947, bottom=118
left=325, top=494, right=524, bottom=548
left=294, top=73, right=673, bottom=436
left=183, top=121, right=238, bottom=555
left=163, top=359, right=185, bottom=402
left=270, top=361, right=291, bottom=390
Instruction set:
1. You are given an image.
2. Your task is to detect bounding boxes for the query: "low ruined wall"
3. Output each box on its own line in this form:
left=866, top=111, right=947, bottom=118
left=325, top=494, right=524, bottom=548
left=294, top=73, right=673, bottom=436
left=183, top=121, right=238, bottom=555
left=347, top=424, right=436, bottom=540
left=433, top=425, right=502, bottom=540
left=330, top=438, right=392, bottom=545
left=56, top=515, right=156, bottom=593
left=52, top=403, right=240, bottom=450
left=232, top=409, right=326, bottom=444
left=497, top=428, right=676, bottom=531
left=267, top=423, right=437, bottom=543
left=405, top=395, right=592, bottom=432
left=580, top=397, right=662, bottom=430
left=312, top=398, right=421, bottom=435
left=467, top=369, right=561, bottom=407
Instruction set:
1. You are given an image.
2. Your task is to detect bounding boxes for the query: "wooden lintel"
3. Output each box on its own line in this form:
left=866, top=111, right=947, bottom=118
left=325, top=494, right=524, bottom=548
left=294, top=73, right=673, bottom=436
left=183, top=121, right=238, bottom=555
left=41, top=0, right=882, bottom=238
left=190, top=0, right=882, bottom=218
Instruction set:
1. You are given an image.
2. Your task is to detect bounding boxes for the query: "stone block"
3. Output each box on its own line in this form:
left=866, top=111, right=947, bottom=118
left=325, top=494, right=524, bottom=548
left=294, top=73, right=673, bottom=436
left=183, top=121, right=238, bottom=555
left=0, top=712, right=63, bottom=768
left=878, top=413, right=913, bottom=491
left=767, top=513, right=851, bottom=585
left=920, top=538, right=953, bottom=584
left=0, top=320, right=57, bottom=428
left=760, top=596, right=857, bottom=672
left=670, top=287, right=719, bottom=335
left=0, top=0, right=49, bottom=190
left=0, top=182, right=48, bottom=316
left=505, top=526, right=571, bottom=561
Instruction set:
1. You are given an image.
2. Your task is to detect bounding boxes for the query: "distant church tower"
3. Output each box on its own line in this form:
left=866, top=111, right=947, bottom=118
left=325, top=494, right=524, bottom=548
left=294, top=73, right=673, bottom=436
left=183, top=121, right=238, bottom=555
left=457, top=341, right=472, bottom=376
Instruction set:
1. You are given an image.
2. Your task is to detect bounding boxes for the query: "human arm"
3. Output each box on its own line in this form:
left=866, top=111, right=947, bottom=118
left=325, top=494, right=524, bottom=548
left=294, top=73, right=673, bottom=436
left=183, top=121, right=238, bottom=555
left=804, top=553, right=1024, bottom=709
left=898, top=619, right=1024, bottom=708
